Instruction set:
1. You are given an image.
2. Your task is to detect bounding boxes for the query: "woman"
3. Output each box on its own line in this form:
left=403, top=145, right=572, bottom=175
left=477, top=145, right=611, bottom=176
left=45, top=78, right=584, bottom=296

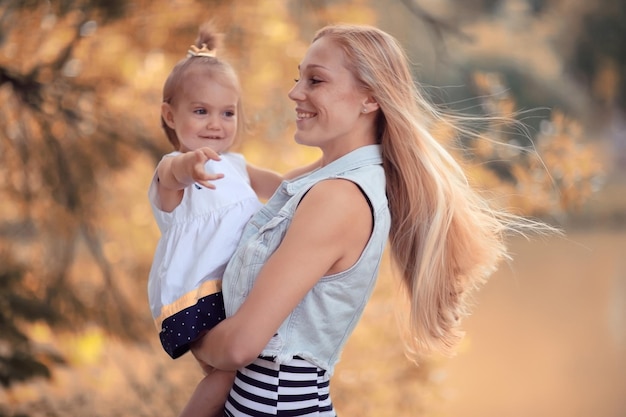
left=192, top=24, right=541, bottom=416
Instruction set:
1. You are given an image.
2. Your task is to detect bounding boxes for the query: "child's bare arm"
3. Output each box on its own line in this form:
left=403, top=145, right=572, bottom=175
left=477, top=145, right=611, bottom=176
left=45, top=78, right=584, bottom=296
left=246, top=164, right=283, bottom=201
left=156, top=148, right=224, bottom=212
left=283, top=158, right=321, bottom=180
left=247, top=158, right=322, bottom=201
left=178, top=369, right=236, bottom=417
left=158, top=148, right=223, bottom=190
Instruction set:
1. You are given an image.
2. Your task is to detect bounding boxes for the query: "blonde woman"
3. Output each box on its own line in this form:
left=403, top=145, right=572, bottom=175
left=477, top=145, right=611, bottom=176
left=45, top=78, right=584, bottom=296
left=191, top=24, right=549, bottom=416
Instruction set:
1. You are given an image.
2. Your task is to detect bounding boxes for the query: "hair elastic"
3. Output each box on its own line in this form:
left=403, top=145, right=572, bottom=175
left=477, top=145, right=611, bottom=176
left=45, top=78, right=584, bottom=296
left=187, top=43, right=216, bottom=58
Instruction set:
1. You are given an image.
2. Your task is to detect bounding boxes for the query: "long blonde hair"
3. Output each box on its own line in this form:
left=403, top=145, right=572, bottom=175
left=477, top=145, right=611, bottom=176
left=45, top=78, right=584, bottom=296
left=313, top=24, right=548, bottom=358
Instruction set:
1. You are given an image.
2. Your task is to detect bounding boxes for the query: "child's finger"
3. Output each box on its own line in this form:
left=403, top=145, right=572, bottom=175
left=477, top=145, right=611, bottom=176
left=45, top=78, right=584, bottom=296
left=194, top=174, right=224, bottom=190
left=192, top=161, right=223, bottom=179
left=195, top=181, right=216, bottom=190
left=196, top=172, right=224, bottom=182
left=200, top=147, right=222, bottom=161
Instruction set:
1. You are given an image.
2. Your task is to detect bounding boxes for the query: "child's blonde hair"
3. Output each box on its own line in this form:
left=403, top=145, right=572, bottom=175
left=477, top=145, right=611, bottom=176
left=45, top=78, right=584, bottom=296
left=161, top=22, right=244, bottom=150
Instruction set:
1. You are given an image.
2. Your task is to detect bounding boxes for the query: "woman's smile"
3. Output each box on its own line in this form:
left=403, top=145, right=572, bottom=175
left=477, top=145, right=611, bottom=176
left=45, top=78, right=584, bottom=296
left=296, top=109, right=317, bottom=121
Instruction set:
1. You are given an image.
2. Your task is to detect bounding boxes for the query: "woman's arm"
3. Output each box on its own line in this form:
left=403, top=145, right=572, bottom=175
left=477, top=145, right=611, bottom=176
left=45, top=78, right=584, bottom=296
left=191, top=178, right=373, bottom=370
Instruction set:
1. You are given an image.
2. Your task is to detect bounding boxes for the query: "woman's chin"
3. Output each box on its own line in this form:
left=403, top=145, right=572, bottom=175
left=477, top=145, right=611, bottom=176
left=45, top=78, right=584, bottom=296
left=293, top=133, right=311, bottom=146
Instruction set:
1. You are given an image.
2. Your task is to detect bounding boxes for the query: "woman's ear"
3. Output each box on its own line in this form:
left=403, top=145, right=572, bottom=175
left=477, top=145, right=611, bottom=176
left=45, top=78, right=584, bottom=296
left=161, top=102, right=176, bottom=129
left=363, top=96, right=379, bottom=113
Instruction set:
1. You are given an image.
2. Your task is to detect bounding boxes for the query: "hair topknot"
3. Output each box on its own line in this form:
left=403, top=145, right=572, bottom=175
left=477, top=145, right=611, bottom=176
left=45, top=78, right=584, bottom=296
left=193, top=21, right=223, bottom=54
left=161, top=21, right=243, bottom=151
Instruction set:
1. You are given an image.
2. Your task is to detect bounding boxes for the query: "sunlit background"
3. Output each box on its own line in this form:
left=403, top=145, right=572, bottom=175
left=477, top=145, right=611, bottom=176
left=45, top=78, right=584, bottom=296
left=0, top=0, right=624, bottom=416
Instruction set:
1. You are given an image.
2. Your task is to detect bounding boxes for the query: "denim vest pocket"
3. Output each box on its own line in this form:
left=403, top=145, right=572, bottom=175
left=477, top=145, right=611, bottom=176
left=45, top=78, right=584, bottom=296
left=256, top=215, right=290, bottom=247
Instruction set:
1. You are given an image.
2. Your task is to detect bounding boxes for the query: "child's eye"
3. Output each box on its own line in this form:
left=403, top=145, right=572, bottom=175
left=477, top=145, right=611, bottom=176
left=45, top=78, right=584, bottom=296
left=194, top=108, right=207, bottom=115
left=224, top=110, right=236, bottom=118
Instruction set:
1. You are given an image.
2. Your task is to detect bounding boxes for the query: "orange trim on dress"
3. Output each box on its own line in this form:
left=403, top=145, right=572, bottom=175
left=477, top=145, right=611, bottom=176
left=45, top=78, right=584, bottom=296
left=154, top=279, right=222, bottom=329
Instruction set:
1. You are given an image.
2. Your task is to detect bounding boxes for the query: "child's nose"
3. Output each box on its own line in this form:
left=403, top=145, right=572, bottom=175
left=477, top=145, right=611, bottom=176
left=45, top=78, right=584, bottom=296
left=206, top=115, right=220, bottom=129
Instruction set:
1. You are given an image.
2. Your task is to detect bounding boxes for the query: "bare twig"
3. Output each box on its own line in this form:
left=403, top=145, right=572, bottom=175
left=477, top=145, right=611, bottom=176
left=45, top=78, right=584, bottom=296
left=399, top=0, right=473, bottom=57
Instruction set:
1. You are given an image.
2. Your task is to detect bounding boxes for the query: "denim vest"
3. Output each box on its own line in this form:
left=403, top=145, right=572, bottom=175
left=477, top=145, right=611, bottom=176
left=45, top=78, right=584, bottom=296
left=223, top=145, right=390, bottom=375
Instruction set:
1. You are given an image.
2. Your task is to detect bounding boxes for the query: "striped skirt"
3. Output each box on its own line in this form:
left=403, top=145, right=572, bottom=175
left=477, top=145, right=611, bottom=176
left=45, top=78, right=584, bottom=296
left=224, top=356, right=336, bottom=416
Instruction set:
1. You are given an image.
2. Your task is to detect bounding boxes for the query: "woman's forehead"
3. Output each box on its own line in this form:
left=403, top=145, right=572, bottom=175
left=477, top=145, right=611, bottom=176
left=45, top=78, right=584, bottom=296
left=299, top=37, right=346, bottom=72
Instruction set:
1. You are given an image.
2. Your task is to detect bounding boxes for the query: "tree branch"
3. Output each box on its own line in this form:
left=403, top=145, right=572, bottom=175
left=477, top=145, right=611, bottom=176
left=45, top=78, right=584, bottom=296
left=400, top=0, right=473, bottom=55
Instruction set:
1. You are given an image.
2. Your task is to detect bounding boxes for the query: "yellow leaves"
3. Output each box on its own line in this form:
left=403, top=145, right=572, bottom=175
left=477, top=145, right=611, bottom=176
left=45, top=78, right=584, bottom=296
left=429, top=117, right=459, bottom=147
left=66, top=327, right=106, bottom=366
left=480, top=110, right=603, bottom=216
left=29, top=321, right=54, bottom=345
left=533, top=112, right=605, bottom=212
left=29, top=323, right=105, bottom=366
left=465, top=70, right=604, bottom=216
left=471, top=71, right=517, bottom=119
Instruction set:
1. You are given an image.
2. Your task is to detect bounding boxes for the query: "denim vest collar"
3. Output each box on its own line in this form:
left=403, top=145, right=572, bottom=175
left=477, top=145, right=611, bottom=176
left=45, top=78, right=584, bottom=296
left=284, top=144, right=383, bottom=196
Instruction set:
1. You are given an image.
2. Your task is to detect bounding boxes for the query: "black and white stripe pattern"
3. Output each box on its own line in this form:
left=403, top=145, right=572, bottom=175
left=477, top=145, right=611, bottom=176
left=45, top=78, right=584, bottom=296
left=224, top=356, right=336, bottom=416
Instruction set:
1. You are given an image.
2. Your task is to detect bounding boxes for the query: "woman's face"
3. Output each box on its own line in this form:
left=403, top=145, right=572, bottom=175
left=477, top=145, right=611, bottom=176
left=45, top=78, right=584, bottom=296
left=288, top=36, right=374, bottom=156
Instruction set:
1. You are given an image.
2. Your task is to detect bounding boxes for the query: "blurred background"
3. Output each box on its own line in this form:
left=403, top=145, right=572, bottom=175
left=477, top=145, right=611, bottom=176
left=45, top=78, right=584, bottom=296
left=0, top=0, right=624, bottom=416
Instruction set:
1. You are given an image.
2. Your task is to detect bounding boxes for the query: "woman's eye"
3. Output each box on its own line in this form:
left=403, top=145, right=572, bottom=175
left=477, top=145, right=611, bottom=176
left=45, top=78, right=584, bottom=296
left=294, top=77, right=322, bottom=85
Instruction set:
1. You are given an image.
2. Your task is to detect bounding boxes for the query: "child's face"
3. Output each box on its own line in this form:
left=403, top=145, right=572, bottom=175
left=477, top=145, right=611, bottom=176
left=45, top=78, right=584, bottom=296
left=162, top=73, right=238, bottom=154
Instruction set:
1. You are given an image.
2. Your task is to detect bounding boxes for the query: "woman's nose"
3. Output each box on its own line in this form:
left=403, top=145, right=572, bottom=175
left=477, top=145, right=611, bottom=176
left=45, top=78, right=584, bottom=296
left=288, top=81, right=303, bottom=101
